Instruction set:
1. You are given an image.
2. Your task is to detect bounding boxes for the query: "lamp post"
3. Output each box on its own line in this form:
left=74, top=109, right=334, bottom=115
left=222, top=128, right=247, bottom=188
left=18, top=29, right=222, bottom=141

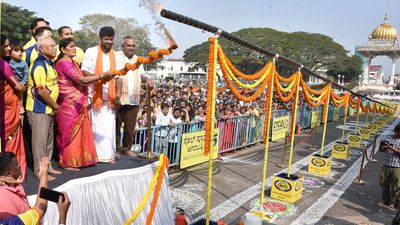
left=338, top=74, right=342, bottom=85
left=359, top=75, right=362, bottom=87
left=342, top=75, right=345, bottom=86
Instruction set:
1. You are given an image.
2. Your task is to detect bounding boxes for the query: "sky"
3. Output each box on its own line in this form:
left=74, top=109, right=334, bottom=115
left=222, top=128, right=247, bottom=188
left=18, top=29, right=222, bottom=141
left=4, top=0, right=400, bottom=76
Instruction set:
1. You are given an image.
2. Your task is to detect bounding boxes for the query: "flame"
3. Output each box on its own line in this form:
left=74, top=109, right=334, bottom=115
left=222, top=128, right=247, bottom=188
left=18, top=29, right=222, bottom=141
left=156, top=3, right=164, bottom=14
left=139, top=0, right=177, bottom=49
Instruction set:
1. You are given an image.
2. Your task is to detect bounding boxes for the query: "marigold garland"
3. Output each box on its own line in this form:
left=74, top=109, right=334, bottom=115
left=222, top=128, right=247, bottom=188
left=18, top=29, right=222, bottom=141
left=217, top=45, right=270, bottom=80
left=274, top=74, right=297, bottom=102
left=218, top=50, right=272, bottom=89
left=204, top=37, right=218, bottom=156
left=300, top=79, right=329, bottom=107
left=262, top=68, right=275, bottom=143
left=275, top=74, right=297, bottom=92
left=360, top=101, right=370, bottom=113
left=329, top=89, right=348, bottom=108
left=113, top=48, right=173, bottom=76
left=220, top=62, right=272, bottom=102
left=276, top=72, right=296, bottom=83
left=146, top=155, right=169, bottom=225
left=289, top=71, right=302, bottom=135
left=123, top=155, right=167, bottom=225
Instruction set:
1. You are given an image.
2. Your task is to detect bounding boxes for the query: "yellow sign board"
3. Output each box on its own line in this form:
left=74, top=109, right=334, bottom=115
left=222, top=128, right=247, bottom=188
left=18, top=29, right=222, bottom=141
left=360, top=128, right=370, bottom=140
left=271, top=116, right=290, bottom=141
left=311, top=110, right=322, bottom=128
left=349, top=134, right=361, bottom=148
left=332, top=143, right=349, bottom=159
left=333, top=107, right=340, bottom=121
left=368, top=123, right=378, bottom=135
left=180, top=130, right=219, bottom=169
left=375, top=120, right=384, bottom=129
left=308, top=155, right=332, bottom=176
left=271, top=173, right=304, bottom=203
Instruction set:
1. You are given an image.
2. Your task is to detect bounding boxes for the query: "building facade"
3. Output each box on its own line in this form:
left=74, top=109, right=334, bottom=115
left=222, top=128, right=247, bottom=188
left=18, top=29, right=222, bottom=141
left=147, top=58, right=207, bottom=82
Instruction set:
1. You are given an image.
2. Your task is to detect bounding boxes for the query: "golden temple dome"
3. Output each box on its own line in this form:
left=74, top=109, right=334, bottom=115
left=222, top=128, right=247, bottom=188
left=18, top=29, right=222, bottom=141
left=370, top=15, right=398, bottom=40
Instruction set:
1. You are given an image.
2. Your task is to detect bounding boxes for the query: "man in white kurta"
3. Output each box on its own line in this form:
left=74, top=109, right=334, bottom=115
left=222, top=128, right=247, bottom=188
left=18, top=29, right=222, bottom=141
left=81, top=26, right=121, bottom=163
left=115, top=36, right=149, bottom=157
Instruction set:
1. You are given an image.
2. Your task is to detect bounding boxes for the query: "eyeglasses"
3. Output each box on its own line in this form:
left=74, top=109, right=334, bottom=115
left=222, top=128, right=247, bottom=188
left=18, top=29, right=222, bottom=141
left=45, top=44, right=56, bottom=49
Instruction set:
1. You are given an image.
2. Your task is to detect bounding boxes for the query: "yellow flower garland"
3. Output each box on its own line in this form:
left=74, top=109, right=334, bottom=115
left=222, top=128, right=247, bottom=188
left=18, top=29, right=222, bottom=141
left=124, top=155, right=166, bottom=225
left=217, top=45, right=271, bottom=80
left=218, top=50, right=272, bottom=89
left=274, top=75, right=297, bottom=92
left=274, top=72, right=298, bottom=102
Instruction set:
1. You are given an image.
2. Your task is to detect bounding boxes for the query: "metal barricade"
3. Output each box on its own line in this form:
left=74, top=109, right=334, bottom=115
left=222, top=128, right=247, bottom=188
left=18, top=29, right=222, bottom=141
left=128, top=105, right=352, bottom=168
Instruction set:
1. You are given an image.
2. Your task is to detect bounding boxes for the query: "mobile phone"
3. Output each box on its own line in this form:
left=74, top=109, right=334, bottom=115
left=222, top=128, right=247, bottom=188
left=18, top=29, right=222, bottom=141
left=39, top=187, right=63, bottom=203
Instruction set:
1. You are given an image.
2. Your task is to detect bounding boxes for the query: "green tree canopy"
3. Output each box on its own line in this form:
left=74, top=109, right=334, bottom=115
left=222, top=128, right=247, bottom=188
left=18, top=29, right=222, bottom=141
left=74, top=14, right=154, bottom=56
left=1, top=3, right=36, bottom=43
left=183, top=28, right=362, bottom=81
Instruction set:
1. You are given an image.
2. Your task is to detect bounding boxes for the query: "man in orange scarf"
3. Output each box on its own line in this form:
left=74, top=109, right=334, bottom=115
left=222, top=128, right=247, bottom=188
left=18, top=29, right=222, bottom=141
left=81, top=26, right=119, bottom=163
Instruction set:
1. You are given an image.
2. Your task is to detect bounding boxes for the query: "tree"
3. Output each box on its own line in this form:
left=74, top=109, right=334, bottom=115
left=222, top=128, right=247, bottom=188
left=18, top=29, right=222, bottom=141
left=74, top=14, right=154, bottom=55
left=1, top=3, right=36, bottom=43
left=183, top=28, right=362, bottom=81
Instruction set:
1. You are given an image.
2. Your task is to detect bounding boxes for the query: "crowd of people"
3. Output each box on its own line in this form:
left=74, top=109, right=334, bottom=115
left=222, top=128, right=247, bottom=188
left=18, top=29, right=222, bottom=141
left=2, top=17, right=400, bottom=224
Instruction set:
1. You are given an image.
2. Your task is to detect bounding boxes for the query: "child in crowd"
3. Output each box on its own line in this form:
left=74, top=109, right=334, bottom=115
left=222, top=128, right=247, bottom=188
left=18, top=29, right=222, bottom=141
left=8, top=40, right=28, bottom=114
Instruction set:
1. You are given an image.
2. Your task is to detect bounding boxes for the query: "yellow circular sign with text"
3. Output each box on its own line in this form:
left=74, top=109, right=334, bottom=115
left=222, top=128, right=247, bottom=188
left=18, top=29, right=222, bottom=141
left=274, top=180, right=292, bottom=192
left=311, top=158, right=326, bottom=167
left=349, top=136, right=361, bottom=142
left=334, top=144, right=346, bottom=152
left=360, top=129, right=369, bottom=134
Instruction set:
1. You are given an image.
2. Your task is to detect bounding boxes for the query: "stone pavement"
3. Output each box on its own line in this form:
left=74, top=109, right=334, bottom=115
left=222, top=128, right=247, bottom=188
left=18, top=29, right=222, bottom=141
left=169, top=113, right=400, bottom=225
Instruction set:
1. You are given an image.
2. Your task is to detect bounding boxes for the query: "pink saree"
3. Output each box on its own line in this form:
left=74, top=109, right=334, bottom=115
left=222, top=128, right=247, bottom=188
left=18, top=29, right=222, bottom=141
left=55, top=60, right=97, bottom=168
left=0, top=58, right=26, bottom=176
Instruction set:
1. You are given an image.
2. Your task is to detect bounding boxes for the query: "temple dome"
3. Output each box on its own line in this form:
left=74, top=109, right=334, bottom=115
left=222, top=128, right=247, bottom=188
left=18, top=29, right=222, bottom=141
left=370, top=15, right=398, bottom=40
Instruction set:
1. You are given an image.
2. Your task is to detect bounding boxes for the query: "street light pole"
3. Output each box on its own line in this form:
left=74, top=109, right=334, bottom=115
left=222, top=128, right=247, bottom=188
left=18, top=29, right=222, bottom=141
left=338, top=74, right=341, bottom=86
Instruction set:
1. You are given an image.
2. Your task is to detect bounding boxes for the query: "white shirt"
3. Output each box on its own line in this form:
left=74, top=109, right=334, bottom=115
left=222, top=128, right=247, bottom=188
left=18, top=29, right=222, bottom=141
left=155, top=112, right=174, bottom=137
left=115, top=51, right=145, bottom=105
left=81, top=46, right=122, bottom=100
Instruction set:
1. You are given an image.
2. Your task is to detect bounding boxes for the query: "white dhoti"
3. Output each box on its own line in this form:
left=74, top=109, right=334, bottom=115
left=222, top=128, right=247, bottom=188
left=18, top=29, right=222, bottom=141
left=90, top=102, right=116, bottom=162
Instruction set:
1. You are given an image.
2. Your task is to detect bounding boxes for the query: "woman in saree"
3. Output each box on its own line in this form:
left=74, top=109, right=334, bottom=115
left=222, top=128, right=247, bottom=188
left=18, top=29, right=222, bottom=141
left=54, top=38, right=112, bottom=171
left=0, top=34, right=27, bottom=177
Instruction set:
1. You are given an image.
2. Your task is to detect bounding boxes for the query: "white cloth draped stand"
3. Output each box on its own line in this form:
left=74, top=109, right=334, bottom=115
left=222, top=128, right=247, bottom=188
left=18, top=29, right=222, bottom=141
left=28, top=161, right=174, bottom=225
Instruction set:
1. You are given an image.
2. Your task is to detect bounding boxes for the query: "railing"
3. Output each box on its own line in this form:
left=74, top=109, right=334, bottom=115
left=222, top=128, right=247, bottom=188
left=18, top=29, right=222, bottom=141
left=129, top=106, right=356, bottom=167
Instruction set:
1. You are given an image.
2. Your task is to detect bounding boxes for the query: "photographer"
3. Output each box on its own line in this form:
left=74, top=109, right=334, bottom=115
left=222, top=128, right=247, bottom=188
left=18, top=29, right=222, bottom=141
left=379, top=123, right=400, bottom=211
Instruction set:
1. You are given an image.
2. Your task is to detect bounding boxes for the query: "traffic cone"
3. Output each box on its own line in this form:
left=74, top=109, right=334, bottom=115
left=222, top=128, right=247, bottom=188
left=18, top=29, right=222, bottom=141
left=295, top=122, right=301, bottom=134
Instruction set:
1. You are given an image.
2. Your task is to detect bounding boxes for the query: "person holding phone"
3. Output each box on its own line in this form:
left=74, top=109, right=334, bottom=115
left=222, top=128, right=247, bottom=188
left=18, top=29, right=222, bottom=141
left=378, top=123, right=400, bottom=211
left=0, top=153, right=71, bottom=224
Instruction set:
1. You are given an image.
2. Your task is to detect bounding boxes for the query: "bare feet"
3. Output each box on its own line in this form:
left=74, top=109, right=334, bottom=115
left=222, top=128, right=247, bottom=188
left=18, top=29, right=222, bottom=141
left=64, top=167, right=80, bottom=172
left=378, top=202, right=397, bottom=211
left=48, top=169, right=62, bottom=175
left=47, top=175, right=56, bottom=181
left=110, top=159, right=117, bottom=164
left=122, top=150, right=137, bottom=157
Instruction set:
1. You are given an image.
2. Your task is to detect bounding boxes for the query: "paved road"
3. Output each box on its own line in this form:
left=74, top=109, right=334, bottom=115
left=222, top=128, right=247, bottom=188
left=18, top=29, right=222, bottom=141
left=169, top=113, right=399, bottom=225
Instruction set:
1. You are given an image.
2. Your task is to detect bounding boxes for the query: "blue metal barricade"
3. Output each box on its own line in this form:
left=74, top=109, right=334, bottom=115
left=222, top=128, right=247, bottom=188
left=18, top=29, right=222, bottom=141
left=127, top=104, right=358, bottom=168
